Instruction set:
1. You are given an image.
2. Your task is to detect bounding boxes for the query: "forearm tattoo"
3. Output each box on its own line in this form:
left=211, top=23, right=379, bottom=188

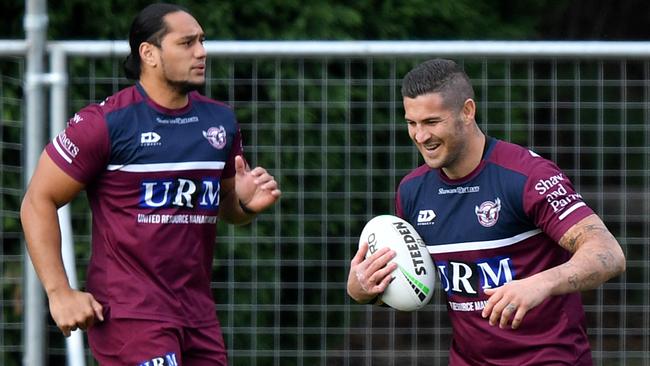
left=560, top=222, right=620, bottom=291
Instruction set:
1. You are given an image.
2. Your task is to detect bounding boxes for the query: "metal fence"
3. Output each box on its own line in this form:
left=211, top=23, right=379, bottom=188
left=1, top=41, right=649, bottom=366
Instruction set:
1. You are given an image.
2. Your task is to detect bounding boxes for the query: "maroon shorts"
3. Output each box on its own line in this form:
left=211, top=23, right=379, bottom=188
left=87, top=316, right=227, bottom=366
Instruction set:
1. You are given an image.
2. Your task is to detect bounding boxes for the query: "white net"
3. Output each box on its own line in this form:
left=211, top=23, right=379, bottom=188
left=1, top=46, right=648, bottom=365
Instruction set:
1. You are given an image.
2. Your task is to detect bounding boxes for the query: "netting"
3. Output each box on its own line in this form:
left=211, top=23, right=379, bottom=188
left=1, top=49, right=648, bottom=366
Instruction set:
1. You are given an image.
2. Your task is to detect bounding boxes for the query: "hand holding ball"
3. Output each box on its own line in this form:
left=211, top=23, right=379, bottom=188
left=359, top=215, right=435, bottom=311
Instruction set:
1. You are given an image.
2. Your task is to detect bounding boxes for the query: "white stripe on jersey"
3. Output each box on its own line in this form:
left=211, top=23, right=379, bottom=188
left=107, top=161, right=226, bottom=172
left=52, top=136, right=73, bottom=164
left=558, top=202, right=586, bottom=221
left=427, top=228, right=542, bottom=254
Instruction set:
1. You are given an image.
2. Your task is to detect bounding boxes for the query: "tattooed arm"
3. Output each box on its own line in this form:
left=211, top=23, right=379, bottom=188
left=547, top=213, right=626, bottom=294
left=481, top=214, right=625, bottom=329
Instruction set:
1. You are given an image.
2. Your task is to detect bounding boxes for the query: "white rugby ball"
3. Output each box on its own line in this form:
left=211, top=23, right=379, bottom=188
left=359, top=215, right=435, bottom=311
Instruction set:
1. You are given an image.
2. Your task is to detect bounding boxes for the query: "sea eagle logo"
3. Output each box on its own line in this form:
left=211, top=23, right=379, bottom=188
left=475, top=197, right=501, bottom=227
left=202, top=126, right=227, bottom=149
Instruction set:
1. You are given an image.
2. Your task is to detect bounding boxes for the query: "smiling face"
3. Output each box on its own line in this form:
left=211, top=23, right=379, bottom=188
left=404, top=92, right=480, bottom=179
left=149, top=11, right=207, bottom=94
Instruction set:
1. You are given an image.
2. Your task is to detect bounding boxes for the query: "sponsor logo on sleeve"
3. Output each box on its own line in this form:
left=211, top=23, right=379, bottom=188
left=475, top=198, right=501, bottom=227
left=202, top=126, right=227, bottom=149
left=534, top=173, right=585, bottom=219
left=67, top=113, right=84, bottom=126
left=52, top=131, right=80, bottom=164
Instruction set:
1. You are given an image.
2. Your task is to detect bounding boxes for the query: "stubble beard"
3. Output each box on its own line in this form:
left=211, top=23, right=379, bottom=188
left=427, top=117, right=467, bottom=173
left=160, top=59, right=205, bottom=95
left=167, top=79, right=204, bottom=94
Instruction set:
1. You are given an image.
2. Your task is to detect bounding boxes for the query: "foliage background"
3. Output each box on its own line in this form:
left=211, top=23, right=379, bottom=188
left=1, top=0, right=649, bottom=41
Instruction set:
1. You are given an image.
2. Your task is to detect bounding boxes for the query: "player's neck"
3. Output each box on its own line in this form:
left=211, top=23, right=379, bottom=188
left=442, top=130, right=486, bottom=180
left=138, top=77, right=189, bottom=110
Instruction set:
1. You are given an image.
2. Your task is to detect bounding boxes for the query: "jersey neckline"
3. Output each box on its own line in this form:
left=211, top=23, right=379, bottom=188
left=438, top=135, right=496, bottom=185
left=135, top=82, right=194, bottom=116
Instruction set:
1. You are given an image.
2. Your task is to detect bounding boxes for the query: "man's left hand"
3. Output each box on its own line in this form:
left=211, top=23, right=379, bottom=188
left=481, top=277, right=550, bottom=330
left=234, top=155, right=281, bottom=213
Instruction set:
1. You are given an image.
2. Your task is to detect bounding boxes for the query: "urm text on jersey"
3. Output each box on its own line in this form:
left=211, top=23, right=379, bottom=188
left=140, top=178, right=220, bottom=209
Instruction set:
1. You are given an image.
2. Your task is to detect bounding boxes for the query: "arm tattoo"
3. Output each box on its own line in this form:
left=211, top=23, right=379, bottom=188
left=596, top=252, right=612, bottom=268
left=568, top=274, right=579, bottom=290
left=563, top=234, right=579, bottom=252
left=560, top=218, right=622, bottom=291
left=560, top=223, right=612, bottom=253
left=568, top=270, right=601, bottom=290
left=582, top=224, right=609, bottom=235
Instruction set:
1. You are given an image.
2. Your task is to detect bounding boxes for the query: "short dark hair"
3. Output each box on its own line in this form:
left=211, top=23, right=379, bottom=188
left=123, top=3, right=190, bottom=80
left=401, top=59, right=475, bottom=111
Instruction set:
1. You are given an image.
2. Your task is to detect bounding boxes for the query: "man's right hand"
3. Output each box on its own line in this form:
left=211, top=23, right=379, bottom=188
left=346, top=242, right=397, bottom=303
left=48, top=287, right=104, bottom=337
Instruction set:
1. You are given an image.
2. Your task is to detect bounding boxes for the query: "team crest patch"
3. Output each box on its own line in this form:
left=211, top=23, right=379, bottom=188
left=475, top=197, right=501, bottom=227
left=202, top=126, right=227, bottom=149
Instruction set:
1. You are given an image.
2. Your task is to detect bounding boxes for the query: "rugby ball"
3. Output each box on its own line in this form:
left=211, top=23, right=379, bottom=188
left=359, top=215, right=435, bottom=311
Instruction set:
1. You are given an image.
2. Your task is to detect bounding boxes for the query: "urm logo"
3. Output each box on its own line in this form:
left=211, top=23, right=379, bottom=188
left=140, top=178, right=220, bottom=209
left=138, top=352, right=178, bottom=366
left=437, top=256, right=514, bottom=297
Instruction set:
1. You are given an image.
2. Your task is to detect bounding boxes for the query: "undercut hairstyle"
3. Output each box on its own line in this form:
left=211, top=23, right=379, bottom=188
left=401, top=59, right=475, bottom=111
left=123, top=3, right=190, bottom=80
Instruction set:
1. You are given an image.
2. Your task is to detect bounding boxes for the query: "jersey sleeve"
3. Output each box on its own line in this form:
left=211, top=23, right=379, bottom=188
left=522, top=156, right=595, bottom=242
left=395, top=185, right=405, bottom=218
left=395, top=166, right=429, bottom=221
left=395, top=177, right=413, bottom=220
left=221, top=125, right=243, bottom=179
left=45, top=106, right=110, bottom=184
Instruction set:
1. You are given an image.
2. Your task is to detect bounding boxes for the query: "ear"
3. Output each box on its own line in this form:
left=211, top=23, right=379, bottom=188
left=461, top=98, right=476, bottom=123
left=139, top=42, right=159, bottom=68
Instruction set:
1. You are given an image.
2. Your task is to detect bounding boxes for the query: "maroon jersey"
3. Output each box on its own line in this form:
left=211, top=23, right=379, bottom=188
left=46, top=83, right=242, bottom=327
left=397, top=138, right=594, bottom=365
